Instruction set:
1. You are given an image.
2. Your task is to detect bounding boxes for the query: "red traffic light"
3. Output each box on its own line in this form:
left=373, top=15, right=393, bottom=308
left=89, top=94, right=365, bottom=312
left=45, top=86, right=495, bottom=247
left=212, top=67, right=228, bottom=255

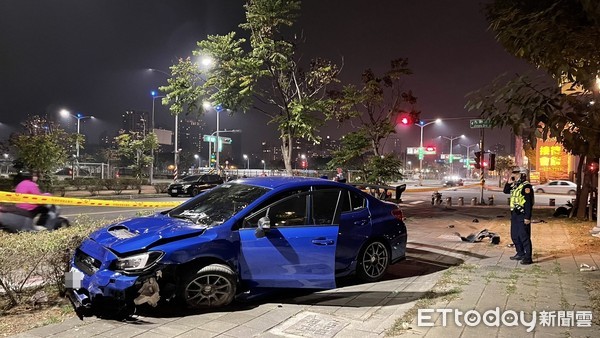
left=425, top=146, right=436, bottom=152
left=397, top=114, right=412, bottom=125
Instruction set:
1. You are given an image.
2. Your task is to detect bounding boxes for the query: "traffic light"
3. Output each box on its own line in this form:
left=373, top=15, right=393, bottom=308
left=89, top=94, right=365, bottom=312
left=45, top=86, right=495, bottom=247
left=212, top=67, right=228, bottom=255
left=474, top=151, right=482, bottom=169
left=489, top=153, right=496, bottom=171
left=398, top=114, right=412, bottom=125
left=589, top=162, right=599, bottom=173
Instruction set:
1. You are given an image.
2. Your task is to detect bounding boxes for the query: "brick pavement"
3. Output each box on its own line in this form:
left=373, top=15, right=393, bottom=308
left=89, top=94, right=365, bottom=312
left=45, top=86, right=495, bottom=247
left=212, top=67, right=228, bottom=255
left=10, top=204, right=600, bottom=338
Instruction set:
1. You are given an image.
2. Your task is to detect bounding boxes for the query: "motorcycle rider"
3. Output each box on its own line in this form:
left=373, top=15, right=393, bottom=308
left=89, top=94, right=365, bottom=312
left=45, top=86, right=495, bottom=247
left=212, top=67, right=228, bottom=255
left=14, top=171, right=53, bottom=226
left=503, top=167, right=534, bottom=265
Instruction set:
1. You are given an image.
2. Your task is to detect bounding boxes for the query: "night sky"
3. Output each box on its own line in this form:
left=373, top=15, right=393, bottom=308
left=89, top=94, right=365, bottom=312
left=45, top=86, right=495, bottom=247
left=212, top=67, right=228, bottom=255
left=0, top=0, right=543, bottom=157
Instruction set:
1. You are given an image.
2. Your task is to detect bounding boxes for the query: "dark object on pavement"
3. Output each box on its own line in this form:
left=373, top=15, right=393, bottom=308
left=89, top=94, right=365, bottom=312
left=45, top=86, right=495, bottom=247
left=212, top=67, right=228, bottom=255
left=448, top=225, right=454, bottom=228
left=454, top=229, right=500, bottom=244
left=472, top=219, right=479, bottom=223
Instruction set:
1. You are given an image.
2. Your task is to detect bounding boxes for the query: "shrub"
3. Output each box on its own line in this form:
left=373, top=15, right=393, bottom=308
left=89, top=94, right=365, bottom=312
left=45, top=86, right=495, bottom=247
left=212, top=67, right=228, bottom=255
left=153, top=183, right=170, bottom=193
left=0, top=216, right=108, bottom=309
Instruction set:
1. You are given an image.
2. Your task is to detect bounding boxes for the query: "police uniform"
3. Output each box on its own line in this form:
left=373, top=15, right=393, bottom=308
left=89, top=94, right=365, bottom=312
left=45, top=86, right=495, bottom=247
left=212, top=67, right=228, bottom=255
left=503, top=173, right=534, bottom=265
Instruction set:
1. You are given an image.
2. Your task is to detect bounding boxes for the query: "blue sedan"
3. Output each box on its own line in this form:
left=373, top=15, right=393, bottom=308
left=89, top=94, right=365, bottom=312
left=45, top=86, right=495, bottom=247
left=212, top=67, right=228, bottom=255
left=65, top=177, right=407, bottom=318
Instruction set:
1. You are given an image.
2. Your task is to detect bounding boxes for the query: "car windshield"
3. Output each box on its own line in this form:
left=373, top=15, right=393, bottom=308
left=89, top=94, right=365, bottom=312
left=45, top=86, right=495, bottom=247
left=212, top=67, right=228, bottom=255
left=168, top=183, right=269, bottom=226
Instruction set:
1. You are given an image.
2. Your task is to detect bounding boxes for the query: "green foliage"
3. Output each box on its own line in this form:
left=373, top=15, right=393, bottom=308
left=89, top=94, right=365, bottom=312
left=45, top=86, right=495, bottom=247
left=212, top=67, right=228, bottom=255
left=114, top=131, right=158, bottom=184
left=0, top=217, right=107, bottom=309
left=362, top=155, right=403, bottom=184
left=160, top=0, right=340, bottom=174
left=9, top=116, right=74, bottom=176
left=328, top=131, right=371, bottom=170
left=485, top=0, right=600, bottom=90
left=329, top=59, right=419, bottom=156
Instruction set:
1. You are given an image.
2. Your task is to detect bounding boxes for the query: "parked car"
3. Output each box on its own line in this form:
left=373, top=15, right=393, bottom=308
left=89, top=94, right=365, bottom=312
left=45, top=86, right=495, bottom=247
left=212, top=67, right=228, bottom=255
left=65, top=177, right=407, bottom=318
left=167, top=174, right=224, bottom=197
left=534, top=180, right=577, bottom=195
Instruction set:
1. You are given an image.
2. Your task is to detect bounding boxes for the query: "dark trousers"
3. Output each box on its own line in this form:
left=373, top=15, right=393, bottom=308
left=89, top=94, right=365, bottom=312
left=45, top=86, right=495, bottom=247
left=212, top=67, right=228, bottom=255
left=511, top=212, right=532, bottom=259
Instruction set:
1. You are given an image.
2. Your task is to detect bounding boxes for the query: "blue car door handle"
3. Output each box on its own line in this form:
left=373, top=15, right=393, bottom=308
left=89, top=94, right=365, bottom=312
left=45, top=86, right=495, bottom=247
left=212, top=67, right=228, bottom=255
left=311, top=237, right=335, bottom=246
left=354, top=219, right=368, bottom=226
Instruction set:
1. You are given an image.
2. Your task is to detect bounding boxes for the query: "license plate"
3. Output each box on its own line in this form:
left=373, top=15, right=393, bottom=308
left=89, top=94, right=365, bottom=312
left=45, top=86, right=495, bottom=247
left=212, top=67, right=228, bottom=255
left=64, top=268, right=84, bottom=289
left=171, top=189, right=178, bottom=193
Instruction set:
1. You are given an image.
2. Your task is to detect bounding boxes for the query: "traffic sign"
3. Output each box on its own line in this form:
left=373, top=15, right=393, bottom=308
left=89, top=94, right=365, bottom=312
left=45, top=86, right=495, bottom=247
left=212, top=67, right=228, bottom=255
left=470, top=119, right=493, bottom=128
left=203, top=135, right=232, bottom=144
left=407, top=147, right=436, bottom=155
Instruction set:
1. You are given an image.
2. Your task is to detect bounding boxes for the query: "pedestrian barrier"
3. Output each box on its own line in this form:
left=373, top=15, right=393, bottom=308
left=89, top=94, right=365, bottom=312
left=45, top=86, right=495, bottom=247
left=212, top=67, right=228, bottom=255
left=458, top=197, right=464, bottom=206
left=471, top=197, right=478, bottom=206
left=0, top=191, right=182, bottom=208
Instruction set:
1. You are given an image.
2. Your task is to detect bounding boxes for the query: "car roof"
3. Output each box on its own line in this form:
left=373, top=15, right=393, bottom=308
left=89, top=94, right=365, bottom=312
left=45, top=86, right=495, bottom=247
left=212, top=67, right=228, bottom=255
left=232, top=176, right=351, bottom=190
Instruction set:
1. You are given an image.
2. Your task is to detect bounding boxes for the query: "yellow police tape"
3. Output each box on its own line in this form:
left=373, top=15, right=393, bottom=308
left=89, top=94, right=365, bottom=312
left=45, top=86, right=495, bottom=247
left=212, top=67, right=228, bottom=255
left=0, top=191, right=182, bottom=208
left=403, top=183, right=481, bottom=193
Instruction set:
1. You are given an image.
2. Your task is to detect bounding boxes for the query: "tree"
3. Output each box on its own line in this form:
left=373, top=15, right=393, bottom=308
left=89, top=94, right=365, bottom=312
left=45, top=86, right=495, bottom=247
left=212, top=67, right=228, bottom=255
left=466, top=0, right=600, bottom=218
left=493, top=155, right=516, bottom=187
left=9, top=116, right=73, bottom=177
left=114, top=130, right=158, bottom=191
left=160, top=0, right=340, bottom=175
left=329, top=59, right=419, bottom=156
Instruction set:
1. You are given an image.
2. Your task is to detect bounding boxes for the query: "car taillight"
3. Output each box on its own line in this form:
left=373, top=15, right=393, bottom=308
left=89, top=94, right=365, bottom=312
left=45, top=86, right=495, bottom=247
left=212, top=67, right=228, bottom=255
left=391, top=208, right=403, bottom=221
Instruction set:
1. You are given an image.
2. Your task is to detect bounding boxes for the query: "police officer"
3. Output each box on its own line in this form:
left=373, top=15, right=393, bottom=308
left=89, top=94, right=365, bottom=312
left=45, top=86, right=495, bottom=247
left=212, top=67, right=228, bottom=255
left=503, top=167, right=534, bottom=265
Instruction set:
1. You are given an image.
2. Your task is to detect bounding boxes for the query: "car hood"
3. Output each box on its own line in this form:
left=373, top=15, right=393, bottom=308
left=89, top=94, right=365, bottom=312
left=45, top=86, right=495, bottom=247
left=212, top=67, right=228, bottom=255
left=89, top=215, right=207, bottom=255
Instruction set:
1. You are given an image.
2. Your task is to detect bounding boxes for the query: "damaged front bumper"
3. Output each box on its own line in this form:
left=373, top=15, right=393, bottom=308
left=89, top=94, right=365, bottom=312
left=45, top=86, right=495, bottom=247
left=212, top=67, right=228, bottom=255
left=65, top=267, right=163, bottom=319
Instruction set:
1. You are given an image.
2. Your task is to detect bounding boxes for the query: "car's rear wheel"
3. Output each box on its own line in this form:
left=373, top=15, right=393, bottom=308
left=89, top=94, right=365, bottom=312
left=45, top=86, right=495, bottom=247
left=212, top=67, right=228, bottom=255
left=180, top=264, right=236, bottom=309
left=568, top=190, right=576, bottom=195
left=536, top=189, right=544, bottom=193
left=356, top=240, right=389, bottom=283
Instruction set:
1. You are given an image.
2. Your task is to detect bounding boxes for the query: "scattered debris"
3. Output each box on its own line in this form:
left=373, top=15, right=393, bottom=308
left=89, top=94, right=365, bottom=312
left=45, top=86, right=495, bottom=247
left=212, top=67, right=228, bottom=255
left=533, top=219, right=547, bottom=224
left=580, top=263, right=598, bottom=272
left=496, top=215, right=505, bottom=218
left=592, top=233, right=600, bottom=238
left=454, top=229, right=500, bottom=244
left=507, top=243, right=515, bottom=248
left=472, top=219, right=479, bottom=223
left=447, top=225, right=455, bottom=228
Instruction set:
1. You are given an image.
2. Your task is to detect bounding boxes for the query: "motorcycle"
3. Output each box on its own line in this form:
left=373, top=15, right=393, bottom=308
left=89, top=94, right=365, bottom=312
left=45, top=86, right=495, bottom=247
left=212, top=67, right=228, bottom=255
left=431, top=191, right=443, bottom=205
left=0, top=204, right=70, bottom=233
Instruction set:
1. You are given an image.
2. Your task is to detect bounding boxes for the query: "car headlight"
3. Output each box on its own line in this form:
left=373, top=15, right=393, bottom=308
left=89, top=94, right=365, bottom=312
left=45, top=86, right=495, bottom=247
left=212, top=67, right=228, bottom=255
left=182, top=184, right=191, bottom=189
left=114, top=251, right=164, bottom=272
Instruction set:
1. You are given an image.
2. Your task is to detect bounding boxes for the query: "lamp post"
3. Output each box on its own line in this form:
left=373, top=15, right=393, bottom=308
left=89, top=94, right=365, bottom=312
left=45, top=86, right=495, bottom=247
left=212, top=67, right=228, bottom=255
left=416, top=119, right=441, bottom=186
left=150, top=90, right=165, bottom=184
left=459, top=143, right=479, bottom=178
left=243, top=154, right=249, bottom=169
left=441, top=135, right=465, bottom=176
left=60, top=109, right=94, bottom=177
left=261, top=159, right=266, bottom=172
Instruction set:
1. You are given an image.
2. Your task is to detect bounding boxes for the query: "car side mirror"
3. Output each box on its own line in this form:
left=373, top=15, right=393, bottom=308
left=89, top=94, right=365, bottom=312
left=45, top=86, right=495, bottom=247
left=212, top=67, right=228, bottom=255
left=254, top=216, right=271, bottom=238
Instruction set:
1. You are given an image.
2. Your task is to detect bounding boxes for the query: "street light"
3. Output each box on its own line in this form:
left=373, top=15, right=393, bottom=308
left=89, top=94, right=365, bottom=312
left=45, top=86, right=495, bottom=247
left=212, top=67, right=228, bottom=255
left=150, top=90, right=165, bottom=184
left=59, top=109, right=94, bottom=160
left=194, top=154, right=201, bottom=169
left=416, top=118, right=441, bottom=185
left=440, top=135, right=465, bottom=176
left=243, top=154, right=249, bottom=169
left=261, top=159, right=266, bottom=172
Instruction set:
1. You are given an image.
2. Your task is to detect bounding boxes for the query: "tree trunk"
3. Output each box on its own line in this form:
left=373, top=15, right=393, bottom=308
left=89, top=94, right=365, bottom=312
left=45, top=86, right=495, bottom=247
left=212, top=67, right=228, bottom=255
left=572, top=156, right=585, bottom=217
left=576, top=157, right=589, bottom=218
left=282, top=134, right=293, bottom=176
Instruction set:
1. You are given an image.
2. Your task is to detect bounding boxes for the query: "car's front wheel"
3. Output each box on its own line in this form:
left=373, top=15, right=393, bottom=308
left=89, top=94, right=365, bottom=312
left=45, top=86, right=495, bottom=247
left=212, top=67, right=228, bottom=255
left=180, top=264, right=236, bottom=309
left=356, top=241, right=389, bottom=283
left=568, top=190, right=576, bottom=195
left=191, top=188, right=200, bottom=196
left=536, top=189, right=544, bottom=193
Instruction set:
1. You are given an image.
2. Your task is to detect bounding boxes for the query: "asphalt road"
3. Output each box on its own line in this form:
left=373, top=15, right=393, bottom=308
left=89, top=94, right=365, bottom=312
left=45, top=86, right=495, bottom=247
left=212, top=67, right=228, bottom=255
left=57, top=185, right=574, bottom=226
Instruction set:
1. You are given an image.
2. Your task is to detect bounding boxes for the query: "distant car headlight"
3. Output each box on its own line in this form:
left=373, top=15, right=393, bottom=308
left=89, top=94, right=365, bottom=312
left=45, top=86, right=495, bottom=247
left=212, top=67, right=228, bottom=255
left=114, top=251, right=164, bottom=272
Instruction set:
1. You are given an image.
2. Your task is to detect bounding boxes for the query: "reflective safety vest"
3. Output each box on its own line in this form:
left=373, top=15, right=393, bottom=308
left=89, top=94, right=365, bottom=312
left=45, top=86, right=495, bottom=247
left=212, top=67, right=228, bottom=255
left=510, top=181, right=529, bottom=211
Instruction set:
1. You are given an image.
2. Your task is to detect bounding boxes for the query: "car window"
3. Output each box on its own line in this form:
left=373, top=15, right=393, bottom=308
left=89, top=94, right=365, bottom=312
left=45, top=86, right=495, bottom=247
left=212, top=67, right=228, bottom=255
left=244, top=191, right=309, bottom=228
left=560, top=182, right=568, bottom=186
left=348, top=190, right=366, bottom=211
left=182, top=175, right=200, bottom=182
left=312, top=189, right=343, bottom=225
left=549, top=181, right=557, bottom=186
left=169, top=183, right=269, bottom=226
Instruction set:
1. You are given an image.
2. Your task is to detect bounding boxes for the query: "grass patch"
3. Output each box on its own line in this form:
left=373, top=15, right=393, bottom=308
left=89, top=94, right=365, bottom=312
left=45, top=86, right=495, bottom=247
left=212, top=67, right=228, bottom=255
left=583, top=279, right=600, bottom=325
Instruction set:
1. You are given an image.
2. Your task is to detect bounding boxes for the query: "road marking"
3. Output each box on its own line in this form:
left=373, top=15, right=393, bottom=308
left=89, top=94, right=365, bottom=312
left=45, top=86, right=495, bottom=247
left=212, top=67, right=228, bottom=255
left=410, top=201, right=425, bottom=205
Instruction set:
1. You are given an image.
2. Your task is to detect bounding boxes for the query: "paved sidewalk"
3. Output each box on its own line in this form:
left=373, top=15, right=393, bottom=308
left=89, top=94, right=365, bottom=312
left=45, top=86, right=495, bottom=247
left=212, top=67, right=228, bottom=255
left=10, top=205, right=600, bottom=337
